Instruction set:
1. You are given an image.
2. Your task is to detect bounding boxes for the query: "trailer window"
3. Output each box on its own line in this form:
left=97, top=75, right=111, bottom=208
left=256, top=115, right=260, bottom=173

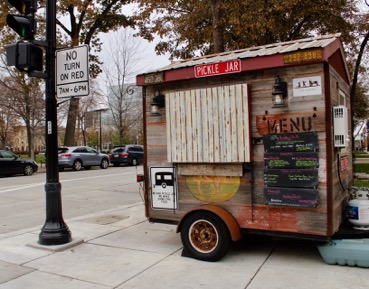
left=166, top=83, right=251, bottom=163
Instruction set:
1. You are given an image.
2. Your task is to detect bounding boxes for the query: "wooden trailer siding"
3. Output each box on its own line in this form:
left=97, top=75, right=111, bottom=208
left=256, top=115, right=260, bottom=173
left=177, top=163, right=243, bottom=176
left=144, top=58, right=348, bottom=236
left=229, top=205, right=328, bottom=235
left=166, top=84, right=251, bottom=163
left=326, top=66, right=352, bottom=235
left=247, top=66, right=329, bottom=234
left=167, top=166, right=328, bottom=236
left=255, top=111, right=325, bottom=135
left=296, top=210, right=328, bottom=234
left=146, top=126, right=167, bottom=146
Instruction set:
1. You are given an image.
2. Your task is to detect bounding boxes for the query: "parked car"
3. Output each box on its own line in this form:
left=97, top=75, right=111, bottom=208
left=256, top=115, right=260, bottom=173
left=58, top=146, right=110, bottom=171
left=109, top=145, right=144, bottom=166
left=58, top=147, right=69, bottom=154
left=41, top=147, right=69, bottom=156
left=0, top=150, right=38, bottom=176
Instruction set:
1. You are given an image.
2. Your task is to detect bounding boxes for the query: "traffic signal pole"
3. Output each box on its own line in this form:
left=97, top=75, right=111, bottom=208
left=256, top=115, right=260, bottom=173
left=38, top=0, right=71, bottom=245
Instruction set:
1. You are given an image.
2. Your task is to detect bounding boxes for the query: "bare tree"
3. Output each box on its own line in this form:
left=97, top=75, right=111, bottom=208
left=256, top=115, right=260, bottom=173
left=101, top=29, right=144, bottom=145
left=0, top=104, right=19, bottom=149
left=0, top=70, right=44, bottom=159
left=78, top=80, right=105, bottom=146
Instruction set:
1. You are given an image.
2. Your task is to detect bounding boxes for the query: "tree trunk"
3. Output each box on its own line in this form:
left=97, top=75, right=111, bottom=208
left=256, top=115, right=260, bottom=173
left=351, top=30, right=369, bottom=106
left=25, top=120, right=34, bottom=159
left=82, top=126, right=86, bottom=146
left=119, top=129, right=124, bottom=145
left=64, top=98, right=80, bottom=146
left=211, top=0, right=224, bottom=53
left=350, top=30, right=369, bottom=155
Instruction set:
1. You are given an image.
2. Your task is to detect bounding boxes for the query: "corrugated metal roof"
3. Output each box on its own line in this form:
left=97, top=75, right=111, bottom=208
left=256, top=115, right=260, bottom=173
left=146, top=33, right=341, bottom=74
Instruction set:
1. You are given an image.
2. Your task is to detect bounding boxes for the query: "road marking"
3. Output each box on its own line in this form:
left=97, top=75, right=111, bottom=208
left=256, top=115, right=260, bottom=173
left=0, top=182, right=45, bottom=194
left=60, top=172, right=135, bottom=183
left=0, top=172, right=136, bottom=194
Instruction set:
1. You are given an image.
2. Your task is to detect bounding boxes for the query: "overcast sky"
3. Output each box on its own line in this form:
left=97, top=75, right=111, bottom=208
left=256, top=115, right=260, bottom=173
left=98, top=27, right=170, bottom=82
left=97, top=4, right=170, bottom=89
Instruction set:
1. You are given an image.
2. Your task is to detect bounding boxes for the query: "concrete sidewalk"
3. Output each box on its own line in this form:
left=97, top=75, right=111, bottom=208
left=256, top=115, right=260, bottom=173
left=1, top=202, right=368, bottom=289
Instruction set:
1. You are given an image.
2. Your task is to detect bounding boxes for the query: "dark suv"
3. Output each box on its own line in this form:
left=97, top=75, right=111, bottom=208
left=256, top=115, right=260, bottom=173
left=109, top=145, right=144, bottom=166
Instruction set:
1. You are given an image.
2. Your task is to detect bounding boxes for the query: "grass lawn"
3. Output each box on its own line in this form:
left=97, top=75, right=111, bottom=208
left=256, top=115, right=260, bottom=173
left=354, top=152, right=369, bottom=158
left=20, top=154, right=46, bottom=164
left=354, top=179, right=369, bottom=187
left=354, top=161, right=369, bottom=187
left=354, top=163, right=369, bottom=173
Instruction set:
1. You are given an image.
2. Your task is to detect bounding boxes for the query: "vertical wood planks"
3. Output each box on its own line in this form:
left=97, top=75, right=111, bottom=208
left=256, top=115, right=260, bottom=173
left=167, top=83, right=250, bottom=163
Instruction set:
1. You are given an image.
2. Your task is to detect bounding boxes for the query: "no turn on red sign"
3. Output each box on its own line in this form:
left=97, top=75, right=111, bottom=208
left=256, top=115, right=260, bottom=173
left=56, top=45, right=89, bottom=98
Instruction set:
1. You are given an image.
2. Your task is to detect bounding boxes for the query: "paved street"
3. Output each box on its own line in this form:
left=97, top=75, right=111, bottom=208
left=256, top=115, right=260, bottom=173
left=1, top=167, right=369, bottom=289
left=0, top=166, right=143, bottom=234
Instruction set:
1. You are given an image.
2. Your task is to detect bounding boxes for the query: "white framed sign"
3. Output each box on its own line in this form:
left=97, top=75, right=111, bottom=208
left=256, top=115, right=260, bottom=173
left=56, top=45, right=89, bottom=98
left=293, top=76, right=322, bottom=97
left=150, top=167, right=178, bottom=210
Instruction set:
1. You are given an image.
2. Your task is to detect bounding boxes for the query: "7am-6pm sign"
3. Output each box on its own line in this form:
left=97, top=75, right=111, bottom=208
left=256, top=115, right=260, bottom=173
left=56, top=45, right=89, bottom=98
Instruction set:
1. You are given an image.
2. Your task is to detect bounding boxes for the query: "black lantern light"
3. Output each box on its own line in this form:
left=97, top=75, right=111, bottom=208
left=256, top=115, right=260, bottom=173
left=272, top=75, right=288, bottom=107
left=150, top=93, right=165, bottom=116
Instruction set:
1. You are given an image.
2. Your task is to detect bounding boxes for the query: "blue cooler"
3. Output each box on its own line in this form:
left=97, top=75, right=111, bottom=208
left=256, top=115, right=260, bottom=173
left=317, top=239, right=369, bottom=267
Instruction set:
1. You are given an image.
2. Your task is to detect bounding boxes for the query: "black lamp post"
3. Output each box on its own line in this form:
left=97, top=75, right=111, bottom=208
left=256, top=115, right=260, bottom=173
left=90, top=108, right=108, bottom=152
left=39, top=0, right=71, bottom=245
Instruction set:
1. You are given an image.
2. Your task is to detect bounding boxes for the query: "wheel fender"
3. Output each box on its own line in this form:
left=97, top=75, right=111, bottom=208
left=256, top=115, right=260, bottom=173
left=177, top=205, right=242, bottom=241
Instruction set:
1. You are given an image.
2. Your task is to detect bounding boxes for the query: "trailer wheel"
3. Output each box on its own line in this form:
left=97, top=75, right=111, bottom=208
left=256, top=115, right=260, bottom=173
left=181, top=211, right=230, bottom=262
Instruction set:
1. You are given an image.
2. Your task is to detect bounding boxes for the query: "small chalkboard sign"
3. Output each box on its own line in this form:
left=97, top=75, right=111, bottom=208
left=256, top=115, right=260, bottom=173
left=264, top=152, right=319, bottom=169
left=264, top=169, right=318, bottom=188
left=264, top=187, right=318, bottom=208
left=263, top=132, right=318, bottom=153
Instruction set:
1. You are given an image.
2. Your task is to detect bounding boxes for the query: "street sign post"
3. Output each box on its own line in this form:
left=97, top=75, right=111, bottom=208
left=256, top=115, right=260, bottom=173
left=56, top=45, right=89, bottom=98
left=39, top=0, right=71, bottom=246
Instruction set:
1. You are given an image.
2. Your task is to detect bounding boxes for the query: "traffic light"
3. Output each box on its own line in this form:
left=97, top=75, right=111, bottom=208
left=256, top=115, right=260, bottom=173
left=6, top=42, right=43, bottom=71
left=6, top=0, right=37, bottom=40
left=6, top=0, right=43, bottom=73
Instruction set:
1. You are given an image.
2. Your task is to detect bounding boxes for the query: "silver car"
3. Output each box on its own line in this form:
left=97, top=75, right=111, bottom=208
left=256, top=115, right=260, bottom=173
left=58, top=146, right=110, bottom=171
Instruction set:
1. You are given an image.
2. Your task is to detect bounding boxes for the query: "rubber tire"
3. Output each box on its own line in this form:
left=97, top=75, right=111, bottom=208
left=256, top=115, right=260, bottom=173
left=24, top=164, right=34, bottom=176
left=131, top=158, right=138, bottom=166
left=180, top=211, right=231, bottom=262
left=100, top=158, right=109, bottom=169
left=73, top=160, right=82, bottom=171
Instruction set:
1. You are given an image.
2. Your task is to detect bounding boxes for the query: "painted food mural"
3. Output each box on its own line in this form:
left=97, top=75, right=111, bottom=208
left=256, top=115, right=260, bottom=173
left=186, top=176, right=240, bottom=203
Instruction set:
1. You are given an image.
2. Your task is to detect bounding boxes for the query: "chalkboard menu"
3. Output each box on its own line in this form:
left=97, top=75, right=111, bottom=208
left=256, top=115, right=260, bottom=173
left=264, top=169, right=318, bottom=188
left=264, top=187, right=318, bottom=207
left=264, top=152, right=319, bottom=169
left=263, top=132, right=319, bottom=208
left=263, top=132, right=318, bottom=153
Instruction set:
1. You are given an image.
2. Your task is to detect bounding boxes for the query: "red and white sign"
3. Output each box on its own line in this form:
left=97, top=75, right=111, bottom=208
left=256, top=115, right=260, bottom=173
left=195, top=59, right=241, bottom=78
left=340, top=156, right=348, bottom=171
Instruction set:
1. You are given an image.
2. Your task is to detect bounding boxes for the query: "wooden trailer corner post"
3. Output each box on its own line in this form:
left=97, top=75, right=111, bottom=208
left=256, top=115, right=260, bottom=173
left=136, top=33, right=353, bottom=261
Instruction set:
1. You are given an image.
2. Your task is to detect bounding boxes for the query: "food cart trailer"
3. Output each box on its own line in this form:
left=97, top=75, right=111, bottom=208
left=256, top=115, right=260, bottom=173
left=136, top=33, right=363, bottom=262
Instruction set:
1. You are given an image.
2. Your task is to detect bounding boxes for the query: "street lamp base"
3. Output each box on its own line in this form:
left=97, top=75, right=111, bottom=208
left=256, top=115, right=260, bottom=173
left=39, top=224, right=72, bottom=245
left=38, top=182, right=72, bottom=245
